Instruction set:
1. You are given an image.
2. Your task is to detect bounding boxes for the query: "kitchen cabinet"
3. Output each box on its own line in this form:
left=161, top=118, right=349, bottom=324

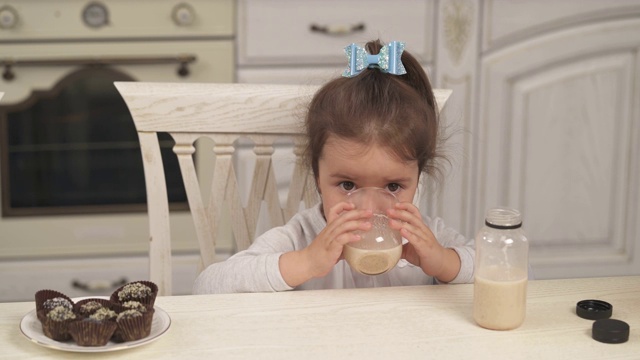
left=237, top=0, right=435, bottom=84
left=471, top=0, right=640, bottom=279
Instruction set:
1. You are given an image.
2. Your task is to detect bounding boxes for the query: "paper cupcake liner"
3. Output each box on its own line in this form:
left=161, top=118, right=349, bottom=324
left=35, top=289, right=74, bottom=313
left=110, top=302, right=126, bottom=314
left=41, top=315, right=74, bottom=341
left=68, top=319, right=118, bottom=347
left=114, top=308, right=155, bottom=342
left=36, top=309, right=47, bottom=324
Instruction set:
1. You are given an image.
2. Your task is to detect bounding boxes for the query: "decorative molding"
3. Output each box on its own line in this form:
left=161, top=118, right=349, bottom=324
left=483, top=0, right=640, bottom=52
left=443, top=0, right=474, bottom=66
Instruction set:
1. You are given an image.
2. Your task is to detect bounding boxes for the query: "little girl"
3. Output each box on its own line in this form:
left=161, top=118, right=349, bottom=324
left=193, top=40, right=474, bottom=294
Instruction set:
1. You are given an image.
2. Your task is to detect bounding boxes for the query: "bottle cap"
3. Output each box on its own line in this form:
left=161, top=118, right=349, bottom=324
left=485, top=208, right=522, bottom=229
left=576, top=299, right=612, bottom=320
left=592, top=319, right=630, bottom=344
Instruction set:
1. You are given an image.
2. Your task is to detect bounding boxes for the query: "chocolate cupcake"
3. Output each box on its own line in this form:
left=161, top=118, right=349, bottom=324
left=74, top=298, right=113, bottom=316
left=68, top=318, right=117, bottom=347
left=110, top=281, right=158, bottom=307
left=41, top=306, right=77, bottom=341
left=121, top=300, right=149, bottom=313
left=35, top=289, right=74, bottom=313
left=89, top=307, right=117, bottom=322
left=113, top=308, right=155, bottom=342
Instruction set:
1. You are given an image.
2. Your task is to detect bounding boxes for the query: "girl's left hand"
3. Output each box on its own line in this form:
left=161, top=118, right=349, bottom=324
left=388, top=203, right=459, bottom=282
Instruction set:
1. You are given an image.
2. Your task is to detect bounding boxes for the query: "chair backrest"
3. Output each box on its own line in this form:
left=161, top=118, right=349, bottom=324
left=116, top=82, right=452, bottom=296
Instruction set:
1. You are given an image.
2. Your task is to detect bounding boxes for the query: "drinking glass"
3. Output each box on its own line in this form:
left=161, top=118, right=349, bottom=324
left=343, top=187, right=403, bottom=275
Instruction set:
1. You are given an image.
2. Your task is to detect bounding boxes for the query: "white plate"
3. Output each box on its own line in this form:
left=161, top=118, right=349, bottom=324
left=19, top=299, right=171, bottom=353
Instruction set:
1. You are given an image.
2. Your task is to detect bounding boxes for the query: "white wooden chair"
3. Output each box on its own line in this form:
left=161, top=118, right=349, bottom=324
left=115, top=82, right=452, bottom=296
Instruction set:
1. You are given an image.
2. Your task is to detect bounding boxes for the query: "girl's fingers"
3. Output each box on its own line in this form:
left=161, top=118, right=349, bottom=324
left=326, top=201, right=355, bottom=223
left=328, top=219, right=371, bottom=246
left=388, top=211, right=424, bottom=237
left=322, top=207, right=373, bottom=248
left=387, top=203, right=438, bottom=250
left=388, top=203, right=421, bottom=222
left=327, top=201, right=373, bottom=222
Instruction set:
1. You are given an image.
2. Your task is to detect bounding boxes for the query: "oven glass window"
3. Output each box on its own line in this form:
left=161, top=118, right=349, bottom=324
left=1, top=68, right=187, bottom=216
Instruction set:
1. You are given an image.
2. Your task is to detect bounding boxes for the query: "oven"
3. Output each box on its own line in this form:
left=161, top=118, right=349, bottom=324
left=0, top=0, right=234, bottom=301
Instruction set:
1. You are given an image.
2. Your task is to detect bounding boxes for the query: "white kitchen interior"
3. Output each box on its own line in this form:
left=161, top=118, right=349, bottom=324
left=1, top=0, right=639, bottom=302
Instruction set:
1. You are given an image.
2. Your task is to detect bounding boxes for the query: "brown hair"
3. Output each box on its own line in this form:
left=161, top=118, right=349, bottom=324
left=304, top=39, right=444, bottom=183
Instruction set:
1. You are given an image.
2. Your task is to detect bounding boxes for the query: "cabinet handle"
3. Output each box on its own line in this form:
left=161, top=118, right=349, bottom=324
left=1, top=54, right=196, bottom=82
left=309, top=22, right=365, bottom=36
left=71, top=277, right=128, bottom=293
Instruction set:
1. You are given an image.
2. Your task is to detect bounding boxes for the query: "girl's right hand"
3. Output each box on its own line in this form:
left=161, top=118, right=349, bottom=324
left=302, top=202, right=372, bottom=279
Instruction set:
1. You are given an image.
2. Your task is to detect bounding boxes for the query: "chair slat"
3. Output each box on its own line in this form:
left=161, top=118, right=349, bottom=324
left=245, top=138, right=275, bottom=239
left=172, top=135, right=217, bottom=270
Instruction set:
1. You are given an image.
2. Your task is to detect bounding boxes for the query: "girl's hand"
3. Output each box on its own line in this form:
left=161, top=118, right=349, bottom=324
left=388, top=203, right=461, bottom=282
left=305, top=202, right=373, bottom=277
left=279, top=202, right=372, bottom=287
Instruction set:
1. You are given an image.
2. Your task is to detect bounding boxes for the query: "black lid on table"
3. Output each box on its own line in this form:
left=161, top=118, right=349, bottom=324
left=576, top=299, right=612, bottom=320
left=592, top=319, right=630, bottom=344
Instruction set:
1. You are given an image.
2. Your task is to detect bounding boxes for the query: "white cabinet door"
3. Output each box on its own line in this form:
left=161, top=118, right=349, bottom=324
left=476, top=18, right=640, bottom=279
left=237, top=0, right=436, bottom=84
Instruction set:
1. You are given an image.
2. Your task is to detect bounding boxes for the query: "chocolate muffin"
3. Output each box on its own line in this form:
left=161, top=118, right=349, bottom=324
left=74, top=298, right=113, bottom=316
left=113, top=308, right=155, bottom=342
left=89, top=307, right=117, bottom=322
left=121, top=300, right=148, bottom=313
left=41, top=306, right=77, bottom=341
left=110, top=281, right=158, bottom=307
left=35, top=289, right=73, bottom=313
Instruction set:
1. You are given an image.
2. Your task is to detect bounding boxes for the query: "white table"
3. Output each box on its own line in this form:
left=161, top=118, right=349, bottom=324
left=1, top=276, right=638, bottom=359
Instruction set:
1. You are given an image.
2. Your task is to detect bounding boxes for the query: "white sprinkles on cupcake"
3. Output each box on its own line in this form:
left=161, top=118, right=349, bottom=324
left=43, top=297, right=73, bottom=311
left=117, top=283, right=152, bottom=301
left=46, top=306, right=76, bottom=321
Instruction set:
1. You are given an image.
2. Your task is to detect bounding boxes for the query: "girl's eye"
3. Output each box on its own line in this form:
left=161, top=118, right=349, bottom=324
left=339, top=181, right=355, bottom=191
left=387, top=183, right=401, bottom=193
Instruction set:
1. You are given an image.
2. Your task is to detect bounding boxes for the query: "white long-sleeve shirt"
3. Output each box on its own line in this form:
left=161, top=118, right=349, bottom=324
left=193, top=203, right=475, bottom=294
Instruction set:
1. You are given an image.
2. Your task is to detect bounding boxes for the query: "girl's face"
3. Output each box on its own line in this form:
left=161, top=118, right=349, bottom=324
left=317, top=135, right=419, bottom=219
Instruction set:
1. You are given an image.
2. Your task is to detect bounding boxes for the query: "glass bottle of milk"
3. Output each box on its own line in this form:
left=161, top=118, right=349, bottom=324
left=473, top=208, right=528, bottom=330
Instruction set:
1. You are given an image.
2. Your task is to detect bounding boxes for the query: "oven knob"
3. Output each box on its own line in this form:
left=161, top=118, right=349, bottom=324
left=172, top=3, right=195, bottom=26
left=82, top=2, right=109, bottom=28
left=0, top=5, right=19, bottom=29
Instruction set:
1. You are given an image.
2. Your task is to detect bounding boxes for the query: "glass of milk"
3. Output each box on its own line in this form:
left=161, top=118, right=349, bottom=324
left=343, top=187, right=402, bottom=275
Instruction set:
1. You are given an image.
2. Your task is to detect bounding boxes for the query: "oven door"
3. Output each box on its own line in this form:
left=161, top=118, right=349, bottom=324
left=0, top=40, right=233, bottom=259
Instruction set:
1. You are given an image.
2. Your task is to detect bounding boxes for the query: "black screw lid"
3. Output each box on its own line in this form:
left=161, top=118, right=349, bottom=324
left=592, top=319, right=630, bottom=344
left=576, top=299, right=612, bottom=320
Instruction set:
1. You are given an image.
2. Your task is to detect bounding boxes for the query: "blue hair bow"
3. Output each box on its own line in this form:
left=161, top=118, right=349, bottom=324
left=342, top=41, right=406, bottom=78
